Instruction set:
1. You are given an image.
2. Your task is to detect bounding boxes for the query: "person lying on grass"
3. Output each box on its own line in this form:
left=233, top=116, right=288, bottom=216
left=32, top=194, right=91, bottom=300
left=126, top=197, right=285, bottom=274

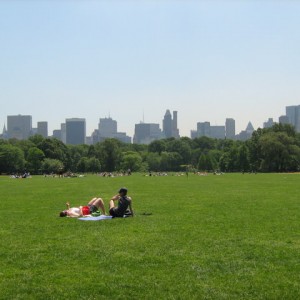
left=109, top=187, right=134, bottom=218
left=59, top=197, right=106, bottom=217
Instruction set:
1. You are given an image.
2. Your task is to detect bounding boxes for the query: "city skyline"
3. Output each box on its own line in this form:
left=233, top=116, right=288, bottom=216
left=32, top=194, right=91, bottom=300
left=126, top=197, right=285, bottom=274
left=1, top=1, right=300, bottom=137
left=2, top=103, right=299, bottom=144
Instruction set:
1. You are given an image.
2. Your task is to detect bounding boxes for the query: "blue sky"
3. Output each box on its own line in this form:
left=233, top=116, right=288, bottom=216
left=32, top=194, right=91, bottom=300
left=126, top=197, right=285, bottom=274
left=1, top=0, right=300, bottom=137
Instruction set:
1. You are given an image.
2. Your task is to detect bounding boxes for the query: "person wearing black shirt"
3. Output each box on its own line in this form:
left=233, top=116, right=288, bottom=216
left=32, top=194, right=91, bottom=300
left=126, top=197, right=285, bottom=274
left=109, top=187, right=134, bottom=218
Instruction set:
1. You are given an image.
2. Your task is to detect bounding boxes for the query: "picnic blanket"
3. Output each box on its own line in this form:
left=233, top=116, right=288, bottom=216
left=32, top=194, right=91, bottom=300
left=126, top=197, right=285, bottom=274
left=78, top=215, right=113, bottom=221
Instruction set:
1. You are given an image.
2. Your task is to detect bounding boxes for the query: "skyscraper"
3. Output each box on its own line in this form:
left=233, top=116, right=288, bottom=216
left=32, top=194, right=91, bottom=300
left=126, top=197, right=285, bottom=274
left=225, top=118, right=235, bottom=139
left=162, top=109, right=179, bottom=138
left=52, top=129, right=61, bottom=140
left=91, top=117, right=131, bottom=143
left=99, top=117, right=117, bottom=137
left=163, top=110, right=172, bottom=138
left=263, top=118, right=274, bottom=129
left=286, top=105, right=300, bottom=132
left=279, top=115, right=289, bottom=124
left=66, top=118, right=86, bottom=145
left=37, top=121, right=48, bottom=137
left=172, top=111, right=180, bottom=138
left=133, top=123, right=163, bottom=144
left=197, top=122, right=211, bottom=137
left=237, top=122, right=255, bottom=141
left=7, top=115, right=32, bottom=140
left=1, top=124, right=8, bottom=139
left=210, top=126, right=225, bottom=139
left=61, top=123, right=66, bottom=143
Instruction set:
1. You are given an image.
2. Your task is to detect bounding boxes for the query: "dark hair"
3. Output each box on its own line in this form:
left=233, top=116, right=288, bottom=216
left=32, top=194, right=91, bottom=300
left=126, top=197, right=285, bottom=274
left=118, top=187, right=128, bottom=195
left=59, top=211, right=67, bottom=217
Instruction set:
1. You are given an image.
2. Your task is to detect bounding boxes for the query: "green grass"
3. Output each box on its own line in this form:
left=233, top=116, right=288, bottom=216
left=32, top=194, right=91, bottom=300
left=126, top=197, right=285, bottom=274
left=0, top=173, right=300, bottom=299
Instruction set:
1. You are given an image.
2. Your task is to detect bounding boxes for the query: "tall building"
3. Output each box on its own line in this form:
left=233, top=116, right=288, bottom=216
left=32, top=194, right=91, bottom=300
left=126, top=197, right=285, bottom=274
left=99, top=117, right=117, bottom=137
left=133, top=123, right=163, bottom=144
left=263, top=118, right=274, bottom=129
left=172, top=111, right=180, bottom=138
left=1, top=124, right=8, bottom=139
left=210, top=126, right=225, bottom=139
left=236, top=122, right=255, bottom=141
left=197, top=122, right=211, bottom=137
left=225, top=118, right=235, bottom=139
left=92, top=117, right=131, bottom=144
left=279, top=115, right=289, bottom=124
left=37, top=121, right=48, bottom=137
left=286, top=105, right=300, bottom=132
left=190, top=130, right=198, bottom=139
left=7, top=115, right=32, bottom=140
left=61, top=123, right=66, bottom=143
left=66, top=118, right=86, bottom=145
left=163, top=110, right=172, bottom=138
left=52, top=129, right=61, bottom=140
left=162, top=110, right=179, bottom=138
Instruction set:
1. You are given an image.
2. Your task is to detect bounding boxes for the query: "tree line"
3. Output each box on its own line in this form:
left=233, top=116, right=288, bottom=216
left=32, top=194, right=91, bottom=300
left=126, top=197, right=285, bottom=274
left=1, top=123, right=300, bottom=174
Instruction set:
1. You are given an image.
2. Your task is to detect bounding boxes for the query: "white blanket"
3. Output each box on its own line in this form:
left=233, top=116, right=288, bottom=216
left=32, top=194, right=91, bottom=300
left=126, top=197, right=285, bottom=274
left=78, top=215, right=113, bottom=221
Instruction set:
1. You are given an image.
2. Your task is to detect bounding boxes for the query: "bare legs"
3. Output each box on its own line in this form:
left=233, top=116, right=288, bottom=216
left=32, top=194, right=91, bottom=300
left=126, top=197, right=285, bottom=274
left=109, top=199, right=115, bottom=210
left=88, top=197, right=106, bottom=215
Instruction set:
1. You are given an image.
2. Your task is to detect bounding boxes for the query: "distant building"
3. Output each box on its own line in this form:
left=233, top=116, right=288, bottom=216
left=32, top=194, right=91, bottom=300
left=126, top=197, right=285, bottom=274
left=225, top=118, right=235, bottom=139
left=113, top=132, right=131, bottom=144
left=190, top=130, right=198, bottom=139
left=52, top=129, right=61, bottom=140
left=61, top=123, right=66, bottom=144
left=197, top=122, right=211, bottom=137
left=31, top=128, right=38, bottom=135
left=37, top=121, right=48, bottom=137
left=85, top=136, right=93, bottom=145
left=236, top=122, right=255, bottom=141
left=7, top=115, right=32, bottom=140
left=286, top=105, right=300, bottom=132
left=263, top=118, right=274, bottom=129
left=1, top=124, right=8, bottom=139
left=92, top=117, right=131, bottom=144
left=66, top=118, right=86, bottom=145
left=133, top=123, right=163, bottom=144
left=193, top=121, right=225, bottom=139
left=162, top=110, right=179, bottom=138
left=99, top=117, right=117, bottom=137
left=279, top=115, right=289, bottom=124
left=210, top=126, right=225, bottom=139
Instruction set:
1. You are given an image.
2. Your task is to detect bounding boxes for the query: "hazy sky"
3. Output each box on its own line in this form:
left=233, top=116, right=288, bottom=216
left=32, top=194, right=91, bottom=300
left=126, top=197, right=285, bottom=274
left=1, top=0, right=300, bottom=137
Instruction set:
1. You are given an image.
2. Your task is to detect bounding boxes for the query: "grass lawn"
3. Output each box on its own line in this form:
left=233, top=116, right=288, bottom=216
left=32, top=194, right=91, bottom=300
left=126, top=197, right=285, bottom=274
left=0, top=173, right=300, bottom=299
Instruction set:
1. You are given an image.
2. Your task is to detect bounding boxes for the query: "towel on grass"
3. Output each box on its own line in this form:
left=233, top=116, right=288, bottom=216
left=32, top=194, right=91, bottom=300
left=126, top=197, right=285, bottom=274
left=78, top=215, right=113, bottom=221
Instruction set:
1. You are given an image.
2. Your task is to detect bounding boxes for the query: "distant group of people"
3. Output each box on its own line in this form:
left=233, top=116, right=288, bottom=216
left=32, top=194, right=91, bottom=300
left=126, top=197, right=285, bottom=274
left=97, top=169, right=132, bottom=177
left=11, top=172, right=31, bottom=179
left=59, top=187, right=134, bottom=218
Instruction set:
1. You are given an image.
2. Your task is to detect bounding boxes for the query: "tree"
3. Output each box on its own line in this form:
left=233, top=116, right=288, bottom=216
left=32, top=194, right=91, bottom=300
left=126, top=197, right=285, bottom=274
left=258, top=132, right=298, bottom=172
left=0, top=144, right=25, bottom=174
left=160, top=152, right=182, bottom=171
left=38, top=138, right=71, bottom=169
left=146, top=152, right=162, bottom=172
left=29, top=134, right=45, bottom=147
left=237, top=144, right=250, bottom=172
left=120, top=151, right=143, bottom=172
left=77, top=157, right=89, bottom=173
left=198, top=153, right=215, bottom=171
left=42, top=158, right=64, bottom=174
left=96, top=139, right=122, bottom=171
left=166, top=139, right=191, bottom=164
left=148, top=140, right=166, bottom=154
left=192, top=136, right=216, bottom=152
left=27, top=147, right=45, bottom=174
left=86, top=157, right=101, bottom=173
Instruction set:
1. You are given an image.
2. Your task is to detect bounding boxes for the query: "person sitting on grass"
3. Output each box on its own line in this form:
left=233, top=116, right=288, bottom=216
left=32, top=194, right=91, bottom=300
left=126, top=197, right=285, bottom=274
left=59, top=197, right=106, bottom=217
left=109, top=187, right=134, bottom=218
